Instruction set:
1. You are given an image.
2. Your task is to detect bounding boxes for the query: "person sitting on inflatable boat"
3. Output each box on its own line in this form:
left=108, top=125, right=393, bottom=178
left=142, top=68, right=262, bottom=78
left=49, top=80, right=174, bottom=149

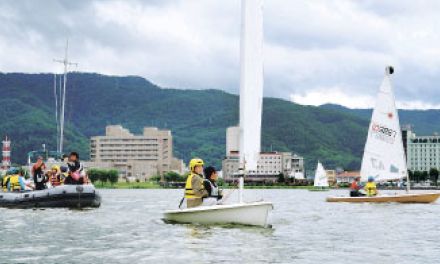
left=49, top=165, right=62, bottom=187
left=64, top=152, right=86, bottom=185
left=32, top=156, right=47, bottom=190
left=202, top=166, right=223, bottom=206
left=5, top=168, right=26, bottom=192
left=60, top=166, right=68, bottom=183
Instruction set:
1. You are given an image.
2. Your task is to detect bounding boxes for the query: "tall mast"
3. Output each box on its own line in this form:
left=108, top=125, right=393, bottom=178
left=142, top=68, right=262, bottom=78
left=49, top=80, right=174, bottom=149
left=53, top=74, right=59, bottom=152
left=239, top=0, right=264, bottom=172
left=54, top=39, right=78, bottom=154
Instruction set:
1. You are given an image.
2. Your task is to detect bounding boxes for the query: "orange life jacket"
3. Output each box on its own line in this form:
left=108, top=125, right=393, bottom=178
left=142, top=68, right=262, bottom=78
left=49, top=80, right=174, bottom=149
left=50, top=173, right=61, bottom=186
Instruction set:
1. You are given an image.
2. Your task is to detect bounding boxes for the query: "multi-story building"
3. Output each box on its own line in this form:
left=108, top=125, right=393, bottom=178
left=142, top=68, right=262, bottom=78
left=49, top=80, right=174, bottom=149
left=326, top=170, right=337, bottom=186
left=222, top=151, right=304, bottom=183
left=88, top=125, right=184, bottom=180
left=222, top=126, right=305, bottom=182
left=335, top=171, right=360, bottom=184
left=405, top=128, right=440, bottom=172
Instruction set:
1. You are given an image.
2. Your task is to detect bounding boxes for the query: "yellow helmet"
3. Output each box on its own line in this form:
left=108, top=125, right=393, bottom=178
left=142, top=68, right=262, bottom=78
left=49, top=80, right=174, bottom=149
left=189, top=158, right=204, bottom=172
left=51, top=165, right=60, bottom=172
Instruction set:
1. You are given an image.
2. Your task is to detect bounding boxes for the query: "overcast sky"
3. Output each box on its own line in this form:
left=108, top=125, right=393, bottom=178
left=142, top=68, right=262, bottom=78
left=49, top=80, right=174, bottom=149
left=1, top=0, right=440, bottom=109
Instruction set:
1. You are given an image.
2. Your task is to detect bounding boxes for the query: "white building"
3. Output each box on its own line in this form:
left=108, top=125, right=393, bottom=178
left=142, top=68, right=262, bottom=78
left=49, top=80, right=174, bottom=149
left=405, top=128, right=440, bottom=172
left=222, top=125, right=305, bottom=182
left=222, top=151, right=304, bottom=183
left=88, top=125, right=185, bottom=180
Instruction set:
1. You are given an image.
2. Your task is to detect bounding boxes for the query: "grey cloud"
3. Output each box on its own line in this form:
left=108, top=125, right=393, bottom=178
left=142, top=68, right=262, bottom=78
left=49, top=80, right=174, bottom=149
left=0, top=0, right=439, bottom=108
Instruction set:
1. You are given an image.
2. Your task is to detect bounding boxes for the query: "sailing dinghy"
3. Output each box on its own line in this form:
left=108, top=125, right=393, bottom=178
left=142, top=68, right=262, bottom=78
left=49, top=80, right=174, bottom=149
left=327, top=66, right=440, bottom=203
left=310, top=161, right=329, bottom=191
left=163, top=0, right=273, bottom=227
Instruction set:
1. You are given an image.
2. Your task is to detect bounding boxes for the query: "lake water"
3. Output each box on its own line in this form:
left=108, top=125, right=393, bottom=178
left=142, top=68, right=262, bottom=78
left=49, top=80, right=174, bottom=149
left=1, top=189, right=439, bottom=263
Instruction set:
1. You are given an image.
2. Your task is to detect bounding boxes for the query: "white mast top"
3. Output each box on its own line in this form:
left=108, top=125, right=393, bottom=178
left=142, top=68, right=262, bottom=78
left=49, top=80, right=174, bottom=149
left=360, top=66, right=407, bottom=182
left=239, top=0, right=264, bottom=171
left=53, top=39, right=78, bottom=154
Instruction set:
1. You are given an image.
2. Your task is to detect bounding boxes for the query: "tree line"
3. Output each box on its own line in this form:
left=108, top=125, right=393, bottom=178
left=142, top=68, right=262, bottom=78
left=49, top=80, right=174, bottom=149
left=408, top=168, right=439, bottom=184
left=88, top=169, right=119, bottom=186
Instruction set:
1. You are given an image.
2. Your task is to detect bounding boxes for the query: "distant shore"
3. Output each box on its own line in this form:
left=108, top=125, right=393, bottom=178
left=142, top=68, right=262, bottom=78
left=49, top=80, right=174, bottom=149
left=94, top=183, right=440, bottom=190
left=94, top=182, right=319, bottom=190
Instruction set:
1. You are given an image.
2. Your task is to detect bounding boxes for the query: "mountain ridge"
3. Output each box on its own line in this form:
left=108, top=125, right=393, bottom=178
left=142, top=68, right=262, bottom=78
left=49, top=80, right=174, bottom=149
left=1, top=72, right=438, bottom=172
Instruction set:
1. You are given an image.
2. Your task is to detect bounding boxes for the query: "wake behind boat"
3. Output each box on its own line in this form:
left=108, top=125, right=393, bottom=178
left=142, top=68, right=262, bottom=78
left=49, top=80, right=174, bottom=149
left=326, top=66, right=440, bottom=204
left=0, top=184, right=101, bottom=209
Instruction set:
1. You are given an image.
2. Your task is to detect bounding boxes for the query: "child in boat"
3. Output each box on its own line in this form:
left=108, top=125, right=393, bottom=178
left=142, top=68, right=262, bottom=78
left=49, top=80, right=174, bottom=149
left=365, top=176, right=378, bottom=197
left=202, top=166, right=223, bottom=206
left=64, top=152, right=85, bottom=185
left=184, top=158, right=208, bottom=208
left=349, top=177, right=365, bottom=197
left=49, top=165, right=62, bottom=187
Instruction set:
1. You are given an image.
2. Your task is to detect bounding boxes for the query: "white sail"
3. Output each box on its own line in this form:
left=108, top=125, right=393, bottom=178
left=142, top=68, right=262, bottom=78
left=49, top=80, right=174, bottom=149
left=360, top=67, right=407, bottom=182
left=239, top=0, right=264, bottom=171
left=313, top=162, right=328, bottom=187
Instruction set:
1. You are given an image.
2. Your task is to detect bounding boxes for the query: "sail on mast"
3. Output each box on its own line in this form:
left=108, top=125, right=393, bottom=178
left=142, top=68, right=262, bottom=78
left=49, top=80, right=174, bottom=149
left=313, top=161, right=329, bottom=187
left=360, top=66, right=407, bottom=182
left=239, top=0, right=264, bottom=171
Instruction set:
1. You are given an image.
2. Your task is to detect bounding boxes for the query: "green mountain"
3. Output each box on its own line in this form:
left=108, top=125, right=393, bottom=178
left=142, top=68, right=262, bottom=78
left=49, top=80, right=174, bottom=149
left=0, top=72, right=437, bottom=172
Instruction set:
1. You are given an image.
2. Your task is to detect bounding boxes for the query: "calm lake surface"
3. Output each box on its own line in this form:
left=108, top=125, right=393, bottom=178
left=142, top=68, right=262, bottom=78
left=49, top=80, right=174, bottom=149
left=1, top=189, right=439, bottom=264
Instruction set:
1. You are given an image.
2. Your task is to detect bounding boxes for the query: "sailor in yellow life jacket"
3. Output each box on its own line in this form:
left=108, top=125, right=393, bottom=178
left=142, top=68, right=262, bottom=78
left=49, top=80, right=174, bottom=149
left=2, top=175, right=10, bottom=192
left=184, top=158, right=208, bottom=208
left=2, top=168, right=25, bottom=192
left=365, top=176, right=378, bottom=197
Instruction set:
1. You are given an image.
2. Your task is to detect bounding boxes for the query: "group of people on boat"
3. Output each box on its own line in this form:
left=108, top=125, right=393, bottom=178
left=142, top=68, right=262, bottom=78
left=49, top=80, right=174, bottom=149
left=183, top=158, right=223, bottom=208
left=1, top=152, right=87, bottom=192
left=349, top=176, right=377, bottom=197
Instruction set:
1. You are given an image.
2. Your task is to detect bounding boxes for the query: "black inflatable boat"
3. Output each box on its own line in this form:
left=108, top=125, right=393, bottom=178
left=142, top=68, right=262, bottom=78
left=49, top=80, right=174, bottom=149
left=0, top=184, right=101, bottom=209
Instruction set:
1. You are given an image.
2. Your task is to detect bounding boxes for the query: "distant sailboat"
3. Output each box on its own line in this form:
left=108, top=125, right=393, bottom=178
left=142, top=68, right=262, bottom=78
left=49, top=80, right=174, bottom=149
left=163, top=0, right=272, bottom=226
left=327, top=67, right=440, bottom=203
left=310, top=161, right=329, bottom=191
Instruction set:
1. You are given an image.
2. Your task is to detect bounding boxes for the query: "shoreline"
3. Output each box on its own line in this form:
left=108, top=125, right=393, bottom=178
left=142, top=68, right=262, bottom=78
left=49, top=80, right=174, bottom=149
left=94, top=182, right=440, bottom=190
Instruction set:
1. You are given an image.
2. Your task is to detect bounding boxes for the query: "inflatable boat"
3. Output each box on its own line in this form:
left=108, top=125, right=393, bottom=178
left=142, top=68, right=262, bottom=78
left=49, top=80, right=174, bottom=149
left=0, top=184, right=101, bottom=209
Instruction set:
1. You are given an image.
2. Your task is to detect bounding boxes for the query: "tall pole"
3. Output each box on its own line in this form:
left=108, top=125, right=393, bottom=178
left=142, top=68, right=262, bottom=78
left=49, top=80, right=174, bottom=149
left=53, top=74, right=59, bottom=152
left=54, top=39, right=77, bottom=154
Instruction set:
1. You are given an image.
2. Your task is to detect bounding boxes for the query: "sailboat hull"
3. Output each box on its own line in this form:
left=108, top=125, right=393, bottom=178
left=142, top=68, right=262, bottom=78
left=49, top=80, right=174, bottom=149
left=163, top=201, right=273, bottom=227
left=326, top=193, right=440, bottom=203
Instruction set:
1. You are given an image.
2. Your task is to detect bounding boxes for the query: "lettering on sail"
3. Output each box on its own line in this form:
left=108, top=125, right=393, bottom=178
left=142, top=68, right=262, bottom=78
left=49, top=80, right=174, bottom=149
left=371, top=158, right=385, bottom=171
left=371, top=123, right=396, bottom=144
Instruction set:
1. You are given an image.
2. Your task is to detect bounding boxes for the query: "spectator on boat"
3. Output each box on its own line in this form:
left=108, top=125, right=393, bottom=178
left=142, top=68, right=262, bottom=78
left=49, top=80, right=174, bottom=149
left=203, top=166, right=223, bottom=205
left=60, top=166, right=68, bottom=184
left=64, top=152, right=85, bottom=185
left=349, top=177, right=365, bottom=197
left=7, top=168, right=26, bottom=192
left=184, top=158, right=208, bottom=208
left=365, top=176, right=378, bottom=197
left=49, top=165, right=62, bottom=187
left=32, top=156, right=47, bottom=190
left=2, top=169, right=12, bottom=192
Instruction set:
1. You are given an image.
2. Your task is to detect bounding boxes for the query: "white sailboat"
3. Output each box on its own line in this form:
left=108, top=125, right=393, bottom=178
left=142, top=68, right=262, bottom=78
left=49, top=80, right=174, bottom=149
left=310, top=161, right=329, bottom=191
left=163, top=0, right=273, bottom=227
left=327, top=66, right=440, bottom=203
